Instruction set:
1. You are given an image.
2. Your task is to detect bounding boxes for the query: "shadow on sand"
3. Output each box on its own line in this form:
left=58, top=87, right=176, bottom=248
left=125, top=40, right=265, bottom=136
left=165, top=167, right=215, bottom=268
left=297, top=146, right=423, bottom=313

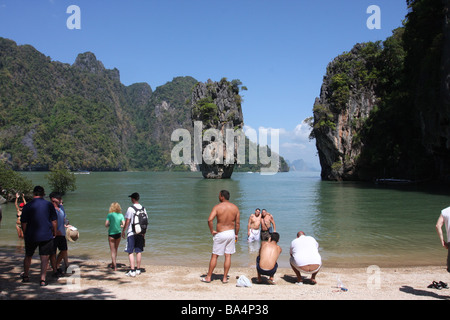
left=0, top=249, right=131, bottom=300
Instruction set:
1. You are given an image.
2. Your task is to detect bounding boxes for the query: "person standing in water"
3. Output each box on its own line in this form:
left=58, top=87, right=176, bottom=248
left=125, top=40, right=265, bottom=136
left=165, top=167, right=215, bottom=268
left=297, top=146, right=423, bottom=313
left=260, top=209, right=276, bottom=241
left=247, top=208, right=261, bottom=242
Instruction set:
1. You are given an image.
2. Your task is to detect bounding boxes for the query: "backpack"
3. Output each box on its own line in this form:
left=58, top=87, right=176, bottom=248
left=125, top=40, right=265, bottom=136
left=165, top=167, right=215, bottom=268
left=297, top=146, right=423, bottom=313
left=131, top=205, right=148, bottom=235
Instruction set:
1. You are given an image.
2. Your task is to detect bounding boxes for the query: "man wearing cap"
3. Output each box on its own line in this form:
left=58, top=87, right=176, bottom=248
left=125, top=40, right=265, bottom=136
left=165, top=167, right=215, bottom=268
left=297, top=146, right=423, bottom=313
left=122, top=192, right=147, bottom=277
left=21, top=186, right=57, bottom=286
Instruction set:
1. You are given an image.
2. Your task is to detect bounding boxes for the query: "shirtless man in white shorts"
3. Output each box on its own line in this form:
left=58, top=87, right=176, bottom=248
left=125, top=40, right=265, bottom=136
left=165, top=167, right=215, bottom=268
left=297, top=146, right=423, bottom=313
left=247, top=208, right=261, bottom=242
left=201, top=190, right=240, bottom=283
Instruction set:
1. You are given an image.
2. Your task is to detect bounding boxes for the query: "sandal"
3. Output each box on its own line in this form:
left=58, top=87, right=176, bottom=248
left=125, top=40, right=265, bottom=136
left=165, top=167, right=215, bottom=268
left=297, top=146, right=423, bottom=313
left=428, top=281, right=442, bottom=290
left=40, top=280, right=47, bottom=287
left=439, top=281, right=449, bottom=289
left=21, top=274, right=30, bottom=283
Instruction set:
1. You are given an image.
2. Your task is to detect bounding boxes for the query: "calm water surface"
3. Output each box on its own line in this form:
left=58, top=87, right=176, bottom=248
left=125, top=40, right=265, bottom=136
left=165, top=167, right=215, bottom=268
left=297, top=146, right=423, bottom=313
left=0, top=171, right=448, bottom=268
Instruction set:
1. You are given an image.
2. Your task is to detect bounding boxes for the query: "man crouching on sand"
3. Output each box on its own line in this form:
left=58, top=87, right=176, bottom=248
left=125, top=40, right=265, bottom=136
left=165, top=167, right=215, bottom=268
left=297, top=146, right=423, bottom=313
left=201, top=190, right=240, bottom=284
left=256, top=232, right=282, bottom=285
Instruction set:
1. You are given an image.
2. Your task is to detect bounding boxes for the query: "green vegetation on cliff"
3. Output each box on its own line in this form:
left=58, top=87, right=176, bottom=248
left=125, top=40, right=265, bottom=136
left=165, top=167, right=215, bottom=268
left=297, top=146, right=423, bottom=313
left=0, top=38, right=288, bottom=174
left=0, top=37, right=198, bottom=171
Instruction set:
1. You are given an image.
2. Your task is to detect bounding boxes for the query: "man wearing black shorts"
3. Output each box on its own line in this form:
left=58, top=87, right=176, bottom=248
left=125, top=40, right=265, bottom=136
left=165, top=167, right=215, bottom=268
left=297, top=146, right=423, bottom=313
left=21, top=186, right=57, bottom=286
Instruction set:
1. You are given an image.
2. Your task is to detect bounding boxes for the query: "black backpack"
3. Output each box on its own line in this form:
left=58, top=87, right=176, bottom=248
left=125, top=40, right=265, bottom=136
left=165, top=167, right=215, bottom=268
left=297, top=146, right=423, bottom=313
left=131, top=205, right=148, bottom=235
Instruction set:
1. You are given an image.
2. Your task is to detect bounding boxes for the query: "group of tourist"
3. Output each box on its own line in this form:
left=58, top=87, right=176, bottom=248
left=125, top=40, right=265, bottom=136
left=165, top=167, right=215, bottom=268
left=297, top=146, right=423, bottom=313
left=18, top=187, right=70, bottom=286
left=14, top=185, right=450, bottom=287
left=199, top=190, right=322, bottom=285
left=16, top=186, right=147, bottom=285
left=245, top=207, right=322, bottom=285
left=105, top=192, right=147, bottom=277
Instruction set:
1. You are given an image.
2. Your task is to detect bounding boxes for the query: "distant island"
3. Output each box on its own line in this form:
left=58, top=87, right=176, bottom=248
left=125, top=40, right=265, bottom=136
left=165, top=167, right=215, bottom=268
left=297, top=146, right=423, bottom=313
left=285, top=159, right=320, bottom=172
left=0, top=37, right=288, bottom=175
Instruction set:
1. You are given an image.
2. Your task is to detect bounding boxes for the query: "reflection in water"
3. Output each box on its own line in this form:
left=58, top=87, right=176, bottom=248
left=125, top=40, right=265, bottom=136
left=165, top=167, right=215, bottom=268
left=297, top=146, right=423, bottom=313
left=312, top=181, right=448, bottom=267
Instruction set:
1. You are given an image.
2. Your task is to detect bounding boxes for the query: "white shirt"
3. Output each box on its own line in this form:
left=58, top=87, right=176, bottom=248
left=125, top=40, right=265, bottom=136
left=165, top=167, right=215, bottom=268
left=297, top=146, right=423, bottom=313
left=290, top=235, right=322, bottom=267
left=442, top=207, right=450, bottom=242
left=125, top=203, right=146, bottom=236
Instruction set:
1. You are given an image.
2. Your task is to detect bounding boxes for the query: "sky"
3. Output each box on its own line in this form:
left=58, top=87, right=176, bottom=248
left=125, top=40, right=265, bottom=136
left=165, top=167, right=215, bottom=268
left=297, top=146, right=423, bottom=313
left=0, top=0, right=408, bottom=167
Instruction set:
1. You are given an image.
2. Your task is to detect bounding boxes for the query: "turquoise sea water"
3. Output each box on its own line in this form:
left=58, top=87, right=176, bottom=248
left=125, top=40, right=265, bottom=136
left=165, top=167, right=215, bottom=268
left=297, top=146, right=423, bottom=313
left=0, top=171, right=449, bottom=268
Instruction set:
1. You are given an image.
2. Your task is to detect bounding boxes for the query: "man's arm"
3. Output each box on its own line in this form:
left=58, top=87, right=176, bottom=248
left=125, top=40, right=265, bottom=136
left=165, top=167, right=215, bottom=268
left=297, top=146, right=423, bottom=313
left=50, top=205, right=57, bottom=237
left=436, top=215, right=448, bottom=249
left=235, top=209, right=240, bottom=240
left=207, top=206, right=217, bottom=236
left=270, top=215, right=276, bottom=232
left=51, top=220, right=57, bottom=237
left=122, top=218, right=130, bottom=239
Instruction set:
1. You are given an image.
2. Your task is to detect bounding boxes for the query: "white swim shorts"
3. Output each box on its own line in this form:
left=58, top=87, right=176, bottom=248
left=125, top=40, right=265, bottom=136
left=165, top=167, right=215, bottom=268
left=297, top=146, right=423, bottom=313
left=212, top=229, right=236, bottom=255
left=247, top=229, right=261, bottom=242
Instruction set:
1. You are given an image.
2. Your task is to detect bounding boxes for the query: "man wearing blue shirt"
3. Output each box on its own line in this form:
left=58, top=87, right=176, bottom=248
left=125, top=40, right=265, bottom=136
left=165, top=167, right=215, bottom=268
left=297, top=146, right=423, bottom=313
left=21, top=186, right=57, bottom=286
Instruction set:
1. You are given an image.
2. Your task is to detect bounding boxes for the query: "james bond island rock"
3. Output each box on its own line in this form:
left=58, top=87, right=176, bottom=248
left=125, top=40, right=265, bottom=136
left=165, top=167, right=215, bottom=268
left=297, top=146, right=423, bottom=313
left=191, top=78, right=245, bottom=179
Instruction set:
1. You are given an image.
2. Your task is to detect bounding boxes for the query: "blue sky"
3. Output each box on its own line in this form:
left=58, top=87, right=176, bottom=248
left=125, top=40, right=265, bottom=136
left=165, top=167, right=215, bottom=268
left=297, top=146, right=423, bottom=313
left=0, top=0, right=408, bottom=166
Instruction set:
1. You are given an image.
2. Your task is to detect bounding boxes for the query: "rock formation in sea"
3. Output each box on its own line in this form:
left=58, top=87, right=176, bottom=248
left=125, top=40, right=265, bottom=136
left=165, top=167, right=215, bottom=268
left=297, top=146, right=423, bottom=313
left=311, top=0, right=450, bottom=183
left=190, top=78, right=245, bottom=179
left=311, top=43, right=378, bottom=181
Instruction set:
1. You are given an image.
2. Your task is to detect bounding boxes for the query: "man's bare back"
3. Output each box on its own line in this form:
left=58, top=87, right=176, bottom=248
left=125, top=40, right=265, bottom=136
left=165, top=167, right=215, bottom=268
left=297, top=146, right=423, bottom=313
left=259, top=239, right=282, bottom=270
left=208, top=192, right=240, bottom=236
left=211, top=201, right=240, bottom=233
left=203, top=190, right=241, bottom=284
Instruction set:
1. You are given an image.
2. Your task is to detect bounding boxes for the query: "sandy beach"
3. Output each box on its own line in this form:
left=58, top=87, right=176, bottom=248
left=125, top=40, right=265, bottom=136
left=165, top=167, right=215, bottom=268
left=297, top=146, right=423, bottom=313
left=0, top=252, right=449, bottom=302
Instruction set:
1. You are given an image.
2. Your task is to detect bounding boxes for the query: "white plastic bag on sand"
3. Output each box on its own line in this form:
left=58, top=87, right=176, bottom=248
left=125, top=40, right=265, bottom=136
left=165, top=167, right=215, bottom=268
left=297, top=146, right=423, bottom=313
left=236, top=275, right=252, bottom=287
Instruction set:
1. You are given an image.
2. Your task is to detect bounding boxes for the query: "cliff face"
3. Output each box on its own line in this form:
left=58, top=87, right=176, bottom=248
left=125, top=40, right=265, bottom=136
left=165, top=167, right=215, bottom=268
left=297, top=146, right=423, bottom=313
left=0, top=37, right=195, bottom=171
left=425, top=0, right=450, bottom=181
left=312, top=44, right=379, bottom=181
left=312, top=1, right=450, bottom=182
left=191, top=79, right=244, bottom=178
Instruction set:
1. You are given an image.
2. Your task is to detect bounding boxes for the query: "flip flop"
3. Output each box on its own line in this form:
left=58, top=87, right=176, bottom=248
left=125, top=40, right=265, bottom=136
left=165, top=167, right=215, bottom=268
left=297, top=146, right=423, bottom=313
left=428, top=281, right=442, bottom=290
left=40, top=280, right=47, bottom=287
left=200, top=278, right=211, bottom=283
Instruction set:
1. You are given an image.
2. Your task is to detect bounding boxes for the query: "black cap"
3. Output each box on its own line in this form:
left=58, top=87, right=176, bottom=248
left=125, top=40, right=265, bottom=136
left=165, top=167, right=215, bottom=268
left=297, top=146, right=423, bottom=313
left=128, top=192, right=140, bottom=200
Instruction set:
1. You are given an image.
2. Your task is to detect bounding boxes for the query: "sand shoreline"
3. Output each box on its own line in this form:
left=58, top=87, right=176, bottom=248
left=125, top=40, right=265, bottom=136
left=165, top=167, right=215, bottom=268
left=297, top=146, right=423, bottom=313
left=0, top=252, right=449, bottom=301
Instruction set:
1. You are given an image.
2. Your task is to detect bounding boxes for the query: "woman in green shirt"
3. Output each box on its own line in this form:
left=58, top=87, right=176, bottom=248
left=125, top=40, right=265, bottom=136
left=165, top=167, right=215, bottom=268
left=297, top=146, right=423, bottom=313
left=105, top=202, right=125, bottom=271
